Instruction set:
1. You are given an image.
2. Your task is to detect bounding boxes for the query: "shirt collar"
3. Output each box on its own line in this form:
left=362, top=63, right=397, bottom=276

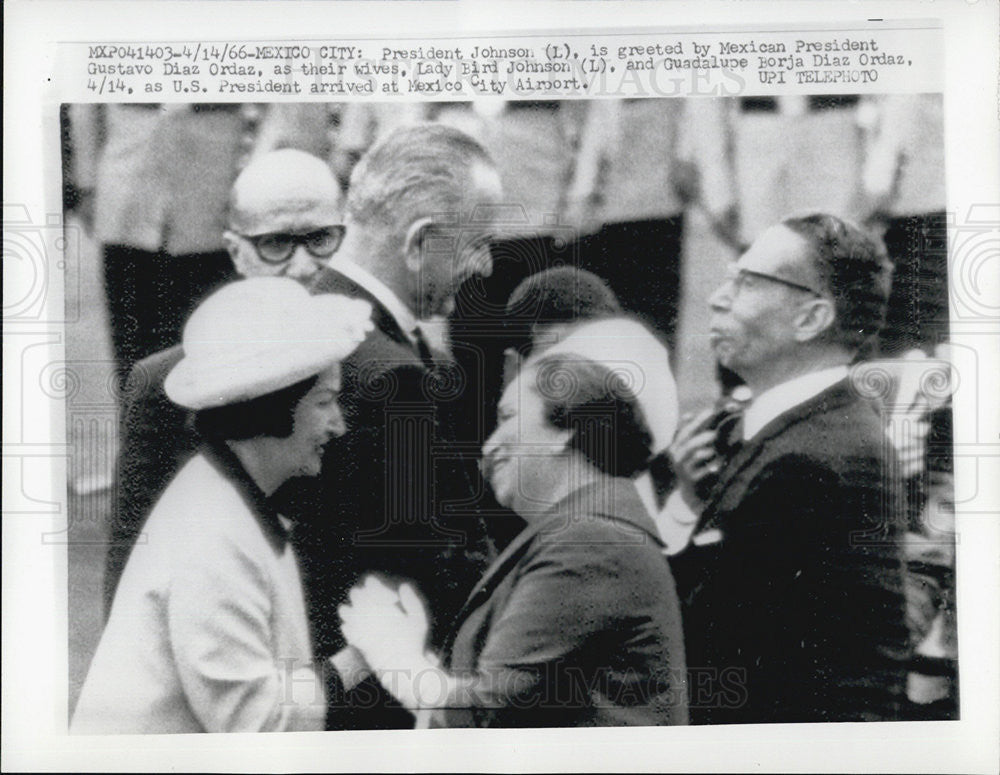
left=330, top=259, right=419, bottom=344
left=743, top=365, right=849, bottom=441
left=200, top=440, right=291, bottom=551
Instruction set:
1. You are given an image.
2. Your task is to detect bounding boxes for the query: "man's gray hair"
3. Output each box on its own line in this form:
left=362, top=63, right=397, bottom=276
left=346, top=123, right=495, bottom=233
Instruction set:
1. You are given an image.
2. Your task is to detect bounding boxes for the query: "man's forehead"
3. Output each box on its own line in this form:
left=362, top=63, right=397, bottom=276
left=233, top=197, right=341, bottom=236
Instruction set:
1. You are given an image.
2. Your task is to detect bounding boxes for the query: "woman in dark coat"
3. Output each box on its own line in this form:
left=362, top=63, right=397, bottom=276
left=340, top=353, right=688, bottom=727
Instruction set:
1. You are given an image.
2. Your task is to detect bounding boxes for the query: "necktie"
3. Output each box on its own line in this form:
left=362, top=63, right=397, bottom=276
left=691, top=401, right=747, bottom=505
left=411, top=324, right=436, bottom=371
left=714, top=405, right=745, bottom=460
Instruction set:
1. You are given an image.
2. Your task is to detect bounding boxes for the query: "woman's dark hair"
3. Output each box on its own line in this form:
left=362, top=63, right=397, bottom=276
left=531, top=354, right=653, bottom=478
left=193, top=374, right=319, bottom=442
left=505, top=267, right=623, bottom=357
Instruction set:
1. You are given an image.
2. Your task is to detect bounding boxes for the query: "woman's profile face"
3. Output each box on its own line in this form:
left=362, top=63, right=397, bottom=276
left=285, top=364, right=346, bottom=478
left=481, top=367, right=572, bottom=517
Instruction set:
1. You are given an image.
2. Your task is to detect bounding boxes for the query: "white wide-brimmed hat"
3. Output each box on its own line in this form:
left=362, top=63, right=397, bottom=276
left=535, top=317, right=679, bottom=453
left=165, top=277, right=373, bottom=410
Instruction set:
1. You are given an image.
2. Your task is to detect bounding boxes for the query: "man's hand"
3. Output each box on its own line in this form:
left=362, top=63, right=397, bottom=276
left=668, top=408, right=723, bottom=513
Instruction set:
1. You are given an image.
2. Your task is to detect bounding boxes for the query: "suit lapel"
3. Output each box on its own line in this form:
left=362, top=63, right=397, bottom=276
left=703, top=379, right=858, bottom=516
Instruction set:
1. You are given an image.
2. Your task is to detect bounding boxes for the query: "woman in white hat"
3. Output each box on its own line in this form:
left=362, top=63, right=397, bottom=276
left=71, top=277, right=372, bottom=734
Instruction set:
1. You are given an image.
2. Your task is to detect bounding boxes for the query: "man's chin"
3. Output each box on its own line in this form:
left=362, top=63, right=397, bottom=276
left=429, top=296, right=455, bottom=319
left=296, top=459, right=323, bottom=479
left=710, top=343, right=732, bottom=365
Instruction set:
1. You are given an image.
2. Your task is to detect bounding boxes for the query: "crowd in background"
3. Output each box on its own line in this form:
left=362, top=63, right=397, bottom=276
left=64, top=96, right=949, bottom=381
left=63, top=95, right=957, bottom=732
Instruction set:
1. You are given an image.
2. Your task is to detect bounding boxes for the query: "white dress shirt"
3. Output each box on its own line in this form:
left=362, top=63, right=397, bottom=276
left=741, top=365, right=849, bottom=442
left=656, top=365, right=849, bottom=554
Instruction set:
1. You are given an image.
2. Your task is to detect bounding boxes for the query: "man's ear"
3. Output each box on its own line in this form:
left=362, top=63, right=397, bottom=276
left=793, top=297, right=837, bottom=342
left=402, top=217, right=435, bottom=273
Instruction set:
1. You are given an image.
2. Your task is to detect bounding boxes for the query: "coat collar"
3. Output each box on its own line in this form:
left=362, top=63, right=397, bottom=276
left=702, top=376, right=859, bottom=516
left=448, top=478, right=663, bottom=635
left=201, top=440, right=290, bottom=552
left=310, top=265, right=413, bottom=350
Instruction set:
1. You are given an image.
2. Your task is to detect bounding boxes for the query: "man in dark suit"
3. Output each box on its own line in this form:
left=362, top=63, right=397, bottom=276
left=667, top=212, right=911, bottom=724
left=283, top=124, right=505, bottom=727
left=108, top=149, right=346, bottom=611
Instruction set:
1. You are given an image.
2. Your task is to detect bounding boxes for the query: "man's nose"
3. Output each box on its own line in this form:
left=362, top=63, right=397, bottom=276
left=708, top=281, right=733, bottom=312
left=284, top=245, right=321, bottom=282
left=481, top=427, right=501, bottom=460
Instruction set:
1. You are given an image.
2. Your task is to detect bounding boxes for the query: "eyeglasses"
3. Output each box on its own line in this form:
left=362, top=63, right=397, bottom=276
left=236, top=225, right=346, bottom=265
left=724, top=266, right=822, bottom=297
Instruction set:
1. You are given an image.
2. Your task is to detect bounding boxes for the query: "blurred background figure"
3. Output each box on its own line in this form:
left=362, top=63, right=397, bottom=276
left=68, top=104, right=253, bottom=384
left=903, top=401, right=957, bottom=719
left=855, top=347, right=958, bottom=720
left=566, top=98, right=739, bottom=358
left=857, top=93, right=948, bottom=357
left=731, top=95, right=866, bottom=242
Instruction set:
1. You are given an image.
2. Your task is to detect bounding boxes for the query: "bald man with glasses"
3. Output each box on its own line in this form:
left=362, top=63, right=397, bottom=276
left=666, top=213, right=911, bottom=724
left=105, top=150, right=346, bottom=612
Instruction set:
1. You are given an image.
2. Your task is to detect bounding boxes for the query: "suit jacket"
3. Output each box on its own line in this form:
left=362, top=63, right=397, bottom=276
left=68, top=103, right=343, bottom=255
left=668, top=378, right=911, bottom=724
left=107, top=344, right=194, bottom=612
left=287, top=266, right=494, bottom=658
left=432, top=479, right=688, bottom=728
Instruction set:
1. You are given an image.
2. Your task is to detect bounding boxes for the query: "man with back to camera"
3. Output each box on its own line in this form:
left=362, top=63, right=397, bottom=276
left=287, top=123, right=506, bottom=727
left=666, top=213, right=911, bottom=724
left=108, top=149, right=347, bottom=612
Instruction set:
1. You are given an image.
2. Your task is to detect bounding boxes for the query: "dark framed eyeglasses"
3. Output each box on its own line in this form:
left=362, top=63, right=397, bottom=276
left=725, top=266, right=822, bottom=297
left=236, top=225, right=346, bottom=265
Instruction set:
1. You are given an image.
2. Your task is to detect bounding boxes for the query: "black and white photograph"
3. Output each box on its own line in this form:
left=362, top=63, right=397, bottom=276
left=60, top=93, right=959, bottom=733
left=4, top=2, right=999, bottom=772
